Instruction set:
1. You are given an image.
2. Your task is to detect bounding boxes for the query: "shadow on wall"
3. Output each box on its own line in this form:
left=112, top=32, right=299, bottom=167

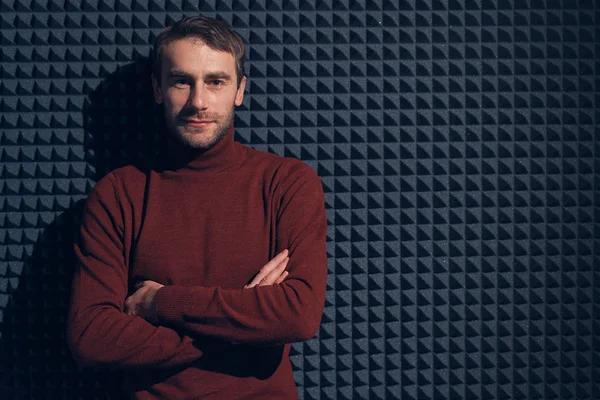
left=85, top=56, right=168, bottom=180
left=0, top=56, right=165, bottom=399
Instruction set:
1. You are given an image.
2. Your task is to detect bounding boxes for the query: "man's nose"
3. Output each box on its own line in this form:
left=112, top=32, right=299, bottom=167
left=187, top=85, right=207, bottom=110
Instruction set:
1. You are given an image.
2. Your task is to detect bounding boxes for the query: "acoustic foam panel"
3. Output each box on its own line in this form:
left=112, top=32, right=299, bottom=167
left=0, top=0, right=599, bottom=399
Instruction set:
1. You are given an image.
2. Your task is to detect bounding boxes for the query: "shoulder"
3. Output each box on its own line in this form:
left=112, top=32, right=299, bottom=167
left=83, top=166, right=148, bottom=230
left=242, top=146, right=322, bottom=191
left=243, top=145, right=320, bottom=181
left=109, top=165, right=147, bottom=187
left=88, top=165, right=147, bottom=204
left=242, top=145, right=287, bottom=169
left=278, top=157, right=321, bottom=189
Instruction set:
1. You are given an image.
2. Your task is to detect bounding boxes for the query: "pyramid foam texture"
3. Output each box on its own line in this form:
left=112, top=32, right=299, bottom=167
left=1, top=0, right=599, bottom=399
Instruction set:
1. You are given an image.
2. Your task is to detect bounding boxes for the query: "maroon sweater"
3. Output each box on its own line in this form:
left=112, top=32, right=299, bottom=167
left=67, top=128, right=328, bottom=399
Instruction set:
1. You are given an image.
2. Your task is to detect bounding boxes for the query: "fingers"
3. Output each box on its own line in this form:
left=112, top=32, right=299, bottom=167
left=126, top=282, right=145, bottom=315
left=245, top=249, right=288, bottom=288
left=258, top=257, right=289, bottom=287
left=246, top=257, right=288, bottom=288
left=263, top=249, right=288, bottom=273
left=127, top=281, right=149, bottom=315
left=124, top=296, right=136, bottom=316
left=274, top=271, right=289, bottom=285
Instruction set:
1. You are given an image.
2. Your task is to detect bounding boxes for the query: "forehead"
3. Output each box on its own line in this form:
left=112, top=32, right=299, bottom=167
left=160, top=38, right=236, bottom=75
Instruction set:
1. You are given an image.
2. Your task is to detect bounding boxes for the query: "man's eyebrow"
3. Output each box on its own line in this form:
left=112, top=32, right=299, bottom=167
left=167, top=70, right=193, bottom=78
left=166, top=70, right=233, bottom=81
left=205, top=72, right=233, bottom=81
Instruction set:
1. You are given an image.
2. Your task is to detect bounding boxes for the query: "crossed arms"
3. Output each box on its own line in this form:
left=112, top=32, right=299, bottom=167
left=67, top=163, right=327, bottom=368
left=123, top=249, right=291, bottom=324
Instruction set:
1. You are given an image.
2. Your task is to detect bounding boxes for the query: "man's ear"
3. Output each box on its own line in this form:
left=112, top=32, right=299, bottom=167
left=234, top=75, right=246, bottom=107
left=151, top=74, right=163, bottom=104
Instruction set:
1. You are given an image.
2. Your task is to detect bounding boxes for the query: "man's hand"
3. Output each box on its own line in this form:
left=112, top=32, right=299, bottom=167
left=124, top=280, right=164, bottom=324
left=245, top=249, right=290, bottom=289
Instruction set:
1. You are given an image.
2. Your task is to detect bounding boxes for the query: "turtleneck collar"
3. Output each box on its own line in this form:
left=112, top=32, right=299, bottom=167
left=159, top=126, right=245, bottom=174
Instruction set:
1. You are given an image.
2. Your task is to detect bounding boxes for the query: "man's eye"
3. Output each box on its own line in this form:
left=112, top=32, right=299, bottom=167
left=173, top=79, right=189, bottom=87
left=209, top=80, right=224, bottom=86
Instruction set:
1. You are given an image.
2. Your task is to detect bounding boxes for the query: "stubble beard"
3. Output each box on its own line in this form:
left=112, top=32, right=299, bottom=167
left=165, top=107, right=235, bottom=152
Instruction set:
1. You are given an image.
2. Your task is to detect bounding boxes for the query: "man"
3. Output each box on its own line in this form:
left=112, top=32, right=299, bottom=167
left=67, top=15, right=328, bottom=399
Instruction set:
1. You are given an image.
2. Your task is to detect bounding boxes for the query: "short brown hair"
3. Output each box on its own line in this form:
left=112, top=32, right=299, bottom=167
left=152, top=15, right=246, bottom=86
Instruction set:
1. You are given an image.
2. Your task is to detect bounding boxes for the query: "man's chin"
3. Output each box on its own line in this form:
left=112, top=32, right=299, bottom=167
left=178, top=137, right=217, bottom=150
left=171, top=131, right=224, bottom=151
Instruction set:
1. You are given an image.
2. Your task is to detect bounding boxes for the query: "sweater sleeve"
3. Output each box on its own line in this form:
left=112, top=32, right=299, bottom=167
left=154, top=161, right=328, bottom=345
left=67, top=173, right=204, bottom=368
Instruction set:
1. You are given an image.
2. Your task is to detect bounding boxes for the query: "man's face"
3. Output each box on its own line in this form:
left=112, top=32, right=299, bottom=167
left=152, top=38, right=246, bottom=150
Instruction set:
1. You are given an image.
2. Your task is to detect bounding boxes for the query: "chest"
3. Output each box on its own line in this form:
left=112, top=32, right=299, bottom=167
left=129, top=175, right=277, bottom=288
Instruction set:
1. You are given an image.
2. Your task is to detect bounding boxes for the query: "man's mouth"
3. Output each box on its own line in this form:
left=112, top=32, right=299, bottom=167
left=182, top=119, right=214, bottom=127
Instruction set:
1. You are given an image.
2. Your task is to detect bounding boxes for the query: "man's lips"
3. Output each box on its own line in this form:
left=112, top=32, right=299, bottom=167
left=182, top=119, right=214, bottom=127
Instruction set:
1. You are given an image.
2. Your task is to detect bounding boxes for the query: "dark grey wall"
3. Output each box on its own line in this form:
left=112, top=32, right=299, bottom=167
left=1, top=1, right=598, bottom=399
